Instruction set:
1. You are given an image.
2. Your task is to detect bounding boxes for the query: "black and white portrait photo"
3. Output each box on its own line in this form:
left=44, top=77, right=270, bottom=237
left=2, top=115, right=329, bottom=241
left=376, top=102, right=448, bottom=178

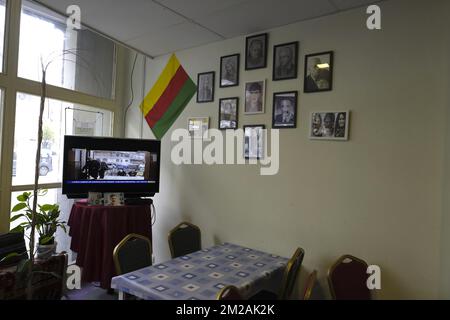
left=197, top=71, right=214, bottom=103
left=304, top=51, right=333, bottom=93
left=310, top=111, right=349, bottom=140
left=273, top=42, right=298, bottom=81
left=244, top=80, right=265, bottom=114
left=272, top=91, right=297, bottom=128
left=244, top=125, right=265, bottom=159
left=219, top=97, right=238, bottom=130
left=220, top=54, right=239, bottom=87
left=245, top=33, right=267, bottom=70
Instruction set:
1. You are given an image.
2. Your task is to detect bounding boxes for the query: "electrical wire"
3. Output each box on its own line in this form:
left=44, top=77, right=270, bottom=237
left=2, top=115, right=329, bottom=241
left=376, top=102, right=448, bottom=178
left=151, top=202, right=156, bottom=226
left=124, top=53, right=139, bottom=127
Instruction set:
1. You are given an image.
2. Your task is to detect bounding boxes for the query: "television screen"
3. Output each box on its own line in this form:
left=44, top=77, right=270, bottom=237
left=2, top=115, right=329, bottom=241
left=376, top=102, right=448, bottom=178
left=62, top=136, right=160, bottom=198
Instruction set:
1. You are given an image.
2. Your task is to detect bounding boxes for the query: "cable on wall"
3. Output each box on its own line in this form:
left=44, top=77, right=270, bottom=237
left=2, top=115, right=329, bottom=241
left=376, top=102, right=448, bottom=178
left=123, top=52, right=138, bottom=131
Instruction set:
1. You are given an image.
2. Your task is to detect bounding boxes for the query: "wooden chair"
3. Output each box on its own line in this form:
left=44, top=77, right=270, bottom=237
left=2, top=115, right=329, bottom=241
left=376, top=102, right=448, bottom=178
left=113, top=234, right=152, bottom=275
left=216, top=285, right=243, bottom=300
left=168, top=222, right=201, bottom=258
left=328, top=254, right=370, bottom=300
left=250, top=247, right=305, bottom=300
left=302, top=270, right=317, bottom=300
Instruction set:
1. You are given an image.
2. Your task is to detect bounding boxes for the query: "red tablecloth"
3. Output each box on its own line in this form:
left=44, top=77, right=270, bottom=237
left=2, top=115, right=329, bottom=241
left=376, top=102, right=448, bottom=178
left=68, top=202, right=152, bottom=289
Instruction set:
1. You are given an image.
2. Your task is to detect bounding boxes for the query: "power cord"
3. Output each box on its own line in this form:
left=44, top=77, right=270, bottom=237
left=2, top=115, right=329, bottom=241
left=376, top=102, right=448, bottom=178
left=124, top=53, right=139, bottom=127
left=151, top=202, right=156, bottom=226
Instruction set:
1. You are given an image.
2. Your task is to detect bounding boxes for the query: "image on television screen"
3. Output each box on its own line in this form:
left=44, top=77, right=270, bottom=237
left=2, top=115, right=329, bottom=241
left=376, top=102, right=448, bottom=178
left=66, top=149, right=158, bottom=184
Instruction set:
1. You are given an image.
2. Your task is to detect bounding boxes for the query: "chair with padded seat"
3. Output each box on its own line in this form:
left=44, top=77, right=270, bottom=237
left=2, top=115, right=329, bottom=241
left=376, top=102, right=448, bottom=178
left=168, top=222, right=201, bottom=258
left=328, top=254, right=370, bottom=300
left=250, top=247, right=305, bottom=300
left=113, top=234, right=152, bottom=275
left=216, top=285, right=243, bottom=300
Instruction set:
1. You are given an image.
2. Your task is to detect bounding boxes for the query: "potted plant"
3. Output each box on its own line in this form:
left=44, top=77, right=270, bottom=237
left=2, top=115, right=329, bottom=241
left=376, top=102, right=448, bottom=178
left=10, top=190, right=67, bottom=260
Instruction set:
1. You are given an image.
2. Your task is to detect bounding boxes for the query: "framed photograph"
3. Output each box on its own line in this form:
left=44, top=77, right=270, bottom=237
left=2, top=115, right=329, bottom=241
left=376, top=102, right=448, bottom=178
left=220, top=54, right=239, bottom=88
left=244, top=80, right=265, bottom=114
left=219, top=97, right=239, bottom=130
left=304, top=51, right=334, bottom=93
left=197, top=71, right=214, bottom=103
left=244, top=125, right=265, bottom=160
left=309, top=111, right=350, bottom=140
left=88, top=192, right=103, bottom=206
left=273, top=41, right=298, bottom=81
left=245, top=33, right=268, bottom=70
left=272, top=91, right=297, bottom=129
left=104, top=192, right=124, bottom=206
left=188, top=117, right=209, bottom=139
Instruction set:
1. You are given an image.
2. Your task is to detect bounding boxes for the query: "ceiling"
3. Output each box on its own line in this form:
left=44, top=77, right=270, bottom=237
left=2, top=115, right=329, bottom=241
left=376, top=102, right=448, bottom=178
left=36, top=0, right=385, bottom=58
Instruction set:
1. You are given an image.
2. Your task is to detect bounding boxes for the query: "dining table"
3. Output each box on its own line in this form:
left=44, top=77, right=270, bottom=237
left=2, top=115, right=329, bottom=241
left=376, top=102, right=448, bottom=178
left=111, top=242, right=289, bottom=300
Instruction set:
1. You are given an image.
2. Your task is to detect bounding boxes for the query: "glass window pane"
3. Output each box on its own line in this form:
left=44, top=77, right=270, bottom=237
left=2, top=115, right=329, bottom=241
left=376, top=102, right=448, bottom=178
left=18, top=0, right=115, bottom=99
left=0, top=0, right=6, bottom=73
left=12, top=92, right=113, bottom=186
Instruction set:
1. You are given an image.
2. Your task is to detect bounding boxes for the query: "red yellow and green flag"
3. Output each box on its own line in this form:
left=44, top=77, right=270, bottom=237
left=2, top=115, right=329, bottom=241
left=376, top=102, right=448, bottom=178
left=140, top=54, right=196, bottom=140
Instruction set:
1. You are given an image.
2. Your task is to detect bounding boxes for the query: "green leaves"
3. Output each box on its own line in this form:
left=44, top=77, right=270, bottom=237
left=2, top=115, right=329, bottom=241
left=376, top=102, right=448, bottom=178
left=39, top=235, right=54, bottom=245
left=0, top=252, right=21, bottom=264
left=10, top=213, right=26, bottom=222
left=16, top=192, right=31, bottom=202
left=12, top=203, right=27, bottom=212
left=9, top=189, right=67, bottom=247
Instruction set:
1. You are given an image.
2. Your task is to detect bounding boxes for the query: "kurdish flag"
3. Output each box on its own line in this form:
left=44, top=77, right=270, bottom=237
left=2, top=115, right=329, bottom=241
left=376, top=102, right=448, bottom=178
left=140, top=54, right=196, bottom=140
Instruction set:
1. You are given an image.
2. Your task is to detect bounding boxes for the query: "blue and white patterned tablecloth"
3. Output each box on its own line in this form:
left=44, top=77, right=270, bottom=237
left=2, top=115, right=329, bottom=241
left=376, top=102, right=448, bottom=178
left=111, top=242, right=289, bottom=300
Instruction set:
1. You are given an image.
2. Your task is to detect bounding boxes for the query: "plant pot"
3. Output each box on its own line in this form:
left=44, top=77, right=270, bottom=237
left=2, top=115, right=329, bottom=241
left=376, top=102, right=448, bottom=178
left=36, top=241, right=57, bottom=260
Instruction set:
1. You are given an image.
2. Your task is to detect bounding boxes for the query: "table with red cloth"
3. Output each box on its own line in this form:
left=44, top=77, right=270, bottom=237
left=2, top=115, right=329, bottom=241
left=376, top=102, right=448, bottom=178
left=68, top=201, right=152, bottom=289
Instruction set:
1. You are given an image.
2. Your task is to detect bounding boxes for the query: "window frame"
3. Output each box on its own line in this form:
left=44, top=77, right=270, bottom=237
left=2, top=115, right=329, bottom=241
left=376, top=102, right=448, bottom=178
left=0, top=0, right=129, bottom=233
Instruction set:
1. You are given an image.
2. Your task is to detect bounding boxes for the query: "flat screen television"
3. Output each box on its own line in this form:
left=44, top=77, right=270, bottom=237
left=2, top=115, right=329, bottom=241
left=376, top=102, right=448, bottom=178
left=62, top=136, right=161, bottom=199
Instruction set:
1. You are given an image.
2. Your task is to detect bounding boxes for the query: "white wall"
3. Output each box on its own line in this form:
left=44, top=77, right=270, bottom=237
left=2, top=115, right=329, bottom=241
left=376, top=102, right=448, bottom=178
left=125, top=0, right=450, bottom=299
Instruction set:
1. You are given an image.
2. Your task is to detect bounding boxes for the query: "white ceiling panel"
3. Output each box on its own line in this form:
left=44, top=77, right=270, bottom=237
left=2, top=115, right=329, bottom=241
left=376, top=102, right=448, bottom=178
left=37, top=0, right=186, bottom=40
left=35, top=0, right=390, bottom=57
left=331, top=0, right=383, bottom=10
left=157, top=0, right=251, bottom=20
left=126, top=21, right=223, bottom=57
left=196, top=0, right=338, bottom=38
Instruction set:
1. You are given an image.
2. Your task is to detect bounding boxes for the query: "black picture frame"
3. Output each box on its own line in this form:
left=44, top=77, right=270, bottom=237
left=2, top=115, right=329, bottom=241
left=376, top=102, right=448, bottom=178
left=272, top=91, right=298, bottom=129
left=218, top=97, right=239, bottom=130
left=304, top=51, right=334, bottom=93
left=272, top=41, right=298, bottom=81
left=243, top=124, right=265, bottom=160
left=220, top=54, right=240, bottom=88
left=196, top=71, right=215, bottom=103
left=245, top=33, right=268, bottom=70
left=244, top=80, right=266, bottom=114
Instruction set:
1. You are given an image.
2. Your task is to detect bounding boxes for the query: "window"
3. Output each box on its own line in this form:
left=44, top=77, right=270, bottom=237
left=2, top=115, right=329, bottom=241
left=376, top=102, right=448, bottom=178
left=18, top=0, right=115, bottom=99
left=0, top=0, right=6, bottom=72
left=12, top=92, right=113, bottom=186
left=0, top=0, right=125, bottom=234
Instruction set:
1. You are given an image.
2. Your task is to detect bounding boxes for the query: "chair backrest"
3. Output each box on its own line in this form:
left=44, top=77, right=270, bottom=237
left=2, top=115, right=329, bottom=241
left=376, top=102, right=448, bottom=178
left=113, top=234, right=152, bottom=275
left=278, top=247, right=305, bottom=300
left=168, top=222, right=201, bottom=258
left=328, top=254, right=370, bottom=300
left=302, top=270, right=317, bottom=300
left=0, top=232, right=28, bottom=267
left=216, top=285, right=243, bottom=300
